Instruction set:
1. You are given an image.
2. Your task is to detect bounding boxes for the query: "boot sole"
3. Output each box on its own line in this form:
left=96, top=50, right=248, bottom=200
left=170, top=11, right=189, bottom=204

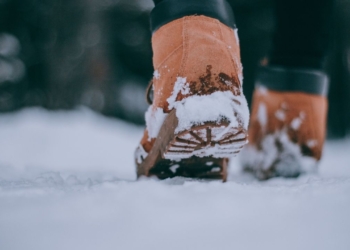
left=137, top=109, right=247, bottom=182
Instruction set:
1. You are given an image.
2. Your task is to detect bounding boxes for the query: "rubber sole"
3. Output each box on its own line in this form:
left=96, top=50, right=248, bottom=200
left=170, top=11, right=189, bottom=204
left=137, top=110, right=247, bottom=182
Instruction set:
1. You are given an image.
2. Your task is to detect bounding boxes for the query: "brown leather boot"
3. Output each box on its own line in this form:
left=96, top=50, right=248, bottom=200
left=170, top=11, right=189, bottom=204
left=135, top=15, right=250, bottom=181
left=241, top=66, right=329, bottom=180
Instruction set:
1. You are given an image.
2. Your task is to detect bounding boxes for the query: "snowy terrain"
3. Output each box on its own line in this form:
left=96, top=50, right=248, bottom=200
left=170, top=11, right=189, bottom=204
left=0, top=108, right=350, bottom=250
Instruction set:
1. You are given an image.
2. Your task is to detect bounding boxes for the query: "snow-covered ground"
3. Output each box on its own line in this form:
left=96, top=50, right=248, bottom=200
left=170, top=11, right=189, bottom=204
left=0, top=108, right=349, bottom=250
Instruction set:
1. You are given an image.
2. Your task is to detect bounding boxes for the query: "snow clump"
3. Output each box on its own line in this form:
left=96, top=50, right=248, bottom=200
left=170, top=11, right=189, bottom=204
left=240, top=129, right=318, bottom=177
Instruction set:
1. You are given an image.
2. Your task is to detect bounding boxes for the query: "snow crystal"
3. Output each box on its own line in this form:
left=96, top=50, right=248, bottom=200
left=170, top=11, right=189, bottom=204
left=307, top=139, right=318, bottom=148
left=257, top=103, right=267, bottom=129
left=290, top=117, right=303, bottom=130
left=275, top=109, right=286, bottom=121
left=211, top=167, right=221, bottom=172
left=234, top=29, right=240, bottom=45
left=256, top=85, right=268, bottom=95
left=290, top=112, right=306, bottom=130
left=238, top=73, right=244, bottom=86
left=153, top=70, right=160, bottom=79
left=167, top=77, right=190, bottom=109
left=135, top=144, right=148, bottom=164
left=145, top=106, right=168, bottom=139
left=169, top=164, right=180, bottom=173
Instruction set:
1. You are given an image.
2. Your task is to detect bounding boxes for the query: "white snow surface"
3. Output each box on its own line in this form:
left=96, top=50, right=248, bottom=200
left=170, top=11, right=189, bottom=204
left=1, top=108, right=350, bottom=250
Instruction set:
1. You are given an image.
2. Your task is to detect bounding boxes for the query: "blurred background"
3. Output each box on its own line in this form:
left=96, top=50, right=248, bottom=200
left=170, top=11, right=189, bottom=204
left=0, top=0, right=349, bottom=137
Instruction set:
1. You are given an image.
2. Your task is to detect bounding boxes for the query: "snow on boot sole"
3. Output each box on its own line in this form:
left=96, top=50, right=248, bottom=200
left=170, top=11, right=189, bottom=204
left=136, top=109, right=247, bottom=181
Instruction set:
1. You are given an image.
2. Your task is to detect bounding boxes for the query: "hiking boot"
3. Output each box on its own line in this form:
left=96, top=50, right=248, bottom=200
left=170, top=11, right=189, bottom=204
left=135, top=14, right=250, bottom=181
left=241, top=66, right=329, bottom=180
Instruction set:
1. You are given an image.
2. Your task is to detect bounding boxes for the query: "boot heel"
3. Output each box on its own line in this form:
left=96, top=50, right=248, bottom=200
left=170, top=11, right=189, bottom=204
left=136, top=109, right=247, bottom=181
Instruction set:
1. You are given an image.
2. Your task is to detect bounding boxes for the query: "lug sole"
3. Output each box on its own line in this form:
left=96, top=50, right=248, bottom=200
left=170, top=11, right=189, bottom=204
left=137, top=109, right=247, bottom=182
